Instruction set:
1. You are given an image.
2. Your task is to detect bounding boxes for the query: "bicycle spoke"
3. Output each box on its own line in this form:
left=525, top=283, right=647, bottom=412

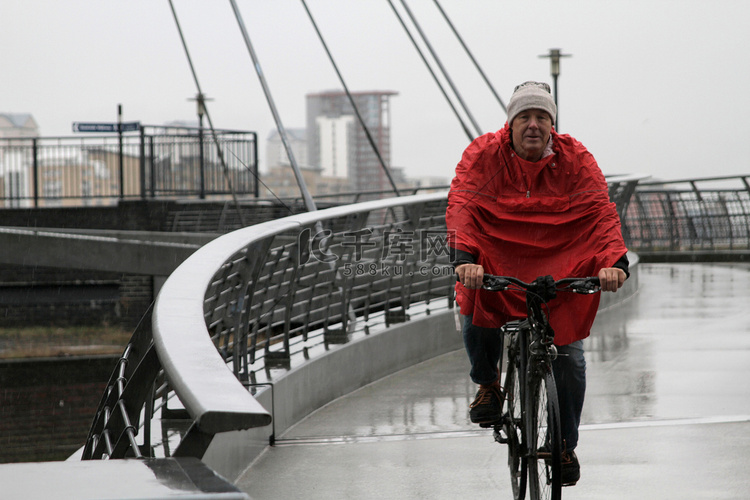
left=500, top=328, right=527, bottom=500
left=526, top=369, right=561, bottom=500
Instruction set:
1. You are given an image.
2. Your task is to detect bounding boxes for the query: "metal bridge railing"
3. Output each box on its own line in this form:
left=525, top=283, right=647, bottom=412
left=82, top=191, right=456, bottom=460
left=82, top=177, right=642, bottom=462
left=0, top=126, right=258, bottom=207
left=622, top=175, right=750, bottom=253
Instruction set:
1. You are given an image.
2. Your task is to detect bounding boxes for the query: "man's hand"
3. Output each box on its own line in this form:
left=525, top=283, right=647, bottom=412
left=598, top=267, right=627, bottom=292
left=455, top=263, right=484, bottom=289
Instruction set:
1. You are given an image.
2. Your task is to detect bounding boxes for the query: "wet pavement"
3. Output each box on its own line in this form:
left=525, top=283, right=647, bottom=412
left=237, top=263, right=750, bottom=499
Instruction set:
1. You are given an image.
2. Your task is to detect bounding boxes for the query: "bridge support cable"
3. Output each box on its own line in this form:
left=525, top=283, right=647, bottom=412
left=432, top=0, right=507, bottom=114
left=229, top=0, right=358, bottom=335
left=228, top=0, right=318, bottom=213
left=300, top=0, right=400, bottom=197
left=167, top=0, right=247, bottom=226
left=386, top=0, right=474, bottom=142
left=398, top=0, right=483, bottom=138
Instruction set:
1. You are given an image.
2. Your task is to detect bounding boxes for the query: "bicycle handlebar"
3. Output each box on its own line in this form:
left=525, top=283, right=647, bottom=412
left=481, top=274, right=601, bottom=295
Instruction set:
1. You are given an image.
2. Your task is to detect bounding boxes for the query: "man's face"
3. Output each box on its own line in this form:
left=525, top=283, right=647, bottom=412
left=510, top=109, right=553, bottom=161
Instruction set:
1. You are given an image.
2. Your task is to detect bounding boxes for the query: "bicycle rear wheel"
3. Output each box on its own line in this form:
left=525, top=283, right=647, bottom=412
left=503, top=332, right=527, bottom=500
left=525, top=367, right=562, bottom=500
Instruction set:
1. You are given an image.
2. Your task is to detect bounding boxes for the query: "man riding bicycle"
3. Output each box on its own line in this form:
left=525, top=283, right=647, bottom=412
left=446, top=81, right=629, bottom=487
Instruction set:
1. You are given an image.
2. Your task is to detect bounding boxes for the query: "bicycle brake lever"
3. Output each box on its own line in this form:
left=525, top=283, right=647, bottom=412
left=570, top=280, right=600, bottom=294
left=483, top=277, right=511, bottom=291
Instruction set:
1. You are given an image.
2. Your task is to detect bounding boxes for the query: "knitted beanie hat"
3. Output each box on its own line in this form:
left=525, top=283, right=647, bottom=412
left=507, top=81, right=556, bottom=126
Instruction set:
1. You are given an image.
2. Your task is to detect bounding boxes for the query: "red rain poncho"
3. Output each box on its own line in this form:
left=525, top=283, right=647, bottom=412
left=447, top=125, right=628, bottom=345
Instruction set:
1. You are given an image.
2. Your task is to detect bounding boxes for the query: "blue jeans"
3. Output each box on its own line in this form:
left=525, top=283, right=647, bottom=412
left=462, top=315, right=586, bottom=451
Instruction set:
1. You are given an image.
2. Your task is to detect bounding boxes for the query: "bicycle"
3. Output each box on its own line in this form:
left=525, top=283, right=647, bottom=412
left=481, top=274, right=600, bottom=500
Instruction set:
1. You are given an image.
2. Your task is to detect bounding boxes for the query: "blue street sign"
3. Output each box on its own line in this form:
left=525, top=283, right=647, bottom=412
left=72, top=122, right=116, bottom=133
left=72, top=121, right=141, bottom=133
left=120, top=121, right=140, bottom=132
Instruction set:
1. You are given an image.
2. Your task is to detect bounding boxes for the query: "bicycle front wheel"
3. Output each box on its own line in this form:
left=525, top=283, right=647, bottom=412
left=525, top=367, right=562, bottom=500
left=502, top=336, right=527, bottom=500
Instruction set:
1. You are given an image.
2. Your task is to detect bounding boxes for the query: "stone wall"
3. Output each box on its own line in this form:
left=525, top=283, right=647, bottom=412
left=0, top=356, right=116, bottom=463
left=0, top=200, right=180, bottom=329
left=0, top=265, right=151, bottom=329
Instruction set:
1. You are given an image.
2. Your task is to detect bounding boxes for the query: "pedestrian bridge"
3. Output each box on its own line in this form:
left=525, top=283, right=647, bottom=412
left=3, top=174, right=750, bottom=499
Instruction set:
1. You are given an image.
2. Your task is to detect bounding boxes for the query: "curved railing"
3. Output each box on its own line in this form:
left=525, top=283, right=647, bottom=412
left=82, top=176, right=642, bottom=464
left=82, top=191, right=456, bottom=460
left=623, top=175, right=750, bottom=255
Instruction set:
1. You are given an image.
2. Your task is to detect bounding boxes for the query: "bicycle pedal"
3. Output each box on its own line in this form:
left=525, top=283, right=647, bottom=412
left=493, top=429, right=509, bottom=444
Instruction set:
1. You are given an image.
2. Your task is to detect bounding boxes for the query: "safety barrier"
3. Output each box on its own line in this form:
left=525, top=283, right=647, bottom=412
left=623, top=175, right=750, bottom=255
left=82, top=191, right=456, bottom=462
left=0, top=126, right=258, bottom=207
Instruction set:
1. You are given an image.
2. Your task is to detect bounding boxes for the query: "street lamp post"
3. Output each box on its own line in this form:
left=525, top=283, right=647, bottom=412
left=539, top=48, right=571, bottom=130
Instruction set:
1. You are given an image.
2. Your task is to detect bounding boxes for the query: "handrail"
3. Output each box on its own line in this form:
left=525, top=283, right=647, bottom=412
left=622, top=175, right=750, bottom=254
left=636, top=174, right=750, bottom=187
left=82, top=191, right=456, bottom=460
left=154, top=191, right=453, bottom=389
left=0, top=126, right=258, bottom=207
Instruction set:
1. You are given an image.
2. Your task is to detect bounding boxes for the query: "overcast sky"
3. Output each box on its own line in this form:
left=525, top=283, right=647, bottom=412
left=2, top=0, right=749, bottom=184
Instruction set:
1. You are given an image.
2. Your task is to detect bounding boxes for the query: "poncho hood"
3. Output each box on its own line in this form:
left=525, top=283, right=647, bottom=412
left=447, top=125, right=628, bottom=345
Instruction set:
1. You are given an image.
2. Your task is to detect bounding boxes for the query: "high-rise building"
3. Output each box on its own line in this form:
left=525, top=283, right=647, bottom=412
left=306, top=90, right=397, bottom=194
left=264, top=127, right=351, bottom=199
left=266, top=128, right=308, bottom=170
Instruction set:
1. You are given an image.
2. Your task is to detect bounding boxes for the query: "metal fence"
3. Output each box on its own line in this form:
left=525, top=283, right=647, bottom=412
left=82, top=192, right=455, bottom=460
left=622, top=175, right=750, bottom=253
left=0, top=125, right=258, bottom=207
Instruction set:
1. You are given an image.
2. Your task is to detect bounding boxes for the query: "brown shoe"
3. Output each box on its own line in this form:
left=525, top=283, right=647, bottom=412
left=561, top=450, right=580, bottom=486
left=469, top=384, right=504, bottom=424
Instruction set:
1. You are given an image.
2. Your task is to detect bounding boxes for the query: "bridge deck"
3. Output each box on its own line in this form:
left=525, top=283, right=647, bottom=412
left=237, top=263, right=750, bottom=499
